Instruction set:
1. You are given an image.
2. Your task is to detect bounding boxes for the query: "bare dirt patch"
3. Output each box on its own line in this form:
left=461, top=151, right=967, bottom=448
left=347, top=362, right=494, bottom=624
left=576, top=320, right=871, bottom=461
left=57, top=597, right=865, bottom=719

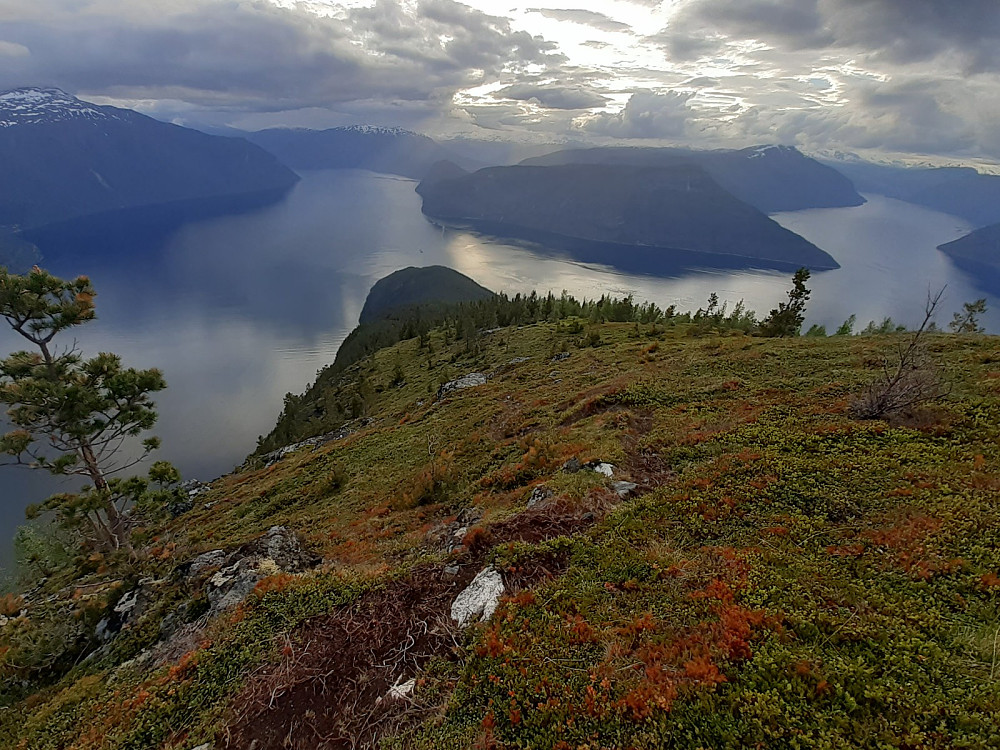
left=219, top=494, right=608, bottom=749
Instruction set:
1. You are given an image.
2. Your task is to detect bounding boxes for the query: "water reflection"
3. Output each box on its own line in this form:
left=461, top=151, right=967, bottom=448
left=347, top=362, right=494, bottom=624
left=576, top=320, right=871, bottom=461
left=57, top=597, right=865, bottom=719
left=1, top=170, right=997, bottom=567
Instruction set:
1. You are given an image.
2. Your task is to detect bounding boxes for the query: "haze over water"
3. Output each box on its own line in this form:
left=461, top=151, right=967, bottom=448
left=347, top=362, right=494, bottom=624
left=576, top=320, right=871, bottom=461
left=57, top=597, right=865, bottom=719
left=1, top=169, right=996, bottom=569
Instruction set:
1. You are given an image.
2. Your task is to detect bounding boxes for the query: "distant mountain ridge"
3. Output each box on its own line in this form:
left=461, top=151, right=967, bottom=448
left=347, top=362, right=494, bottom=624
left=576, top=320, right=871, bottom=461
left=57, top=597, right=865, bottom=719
left=0, top=87, right=299, bottom=233
left=826, top=159, right=1000, bottom=227
left=417, top=162, right=840, bottom=272
left=521, top=144, right=866, bottom=214
left=247, top=126, right=462, bottom=179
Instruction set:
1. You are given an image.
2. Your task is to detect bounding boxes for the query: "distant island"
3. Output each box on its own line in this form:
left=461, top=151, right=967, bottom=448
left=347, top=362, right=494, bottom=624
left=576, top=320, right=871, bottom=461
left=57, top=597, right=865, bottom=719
left=417, top=162, right=840, bottom=273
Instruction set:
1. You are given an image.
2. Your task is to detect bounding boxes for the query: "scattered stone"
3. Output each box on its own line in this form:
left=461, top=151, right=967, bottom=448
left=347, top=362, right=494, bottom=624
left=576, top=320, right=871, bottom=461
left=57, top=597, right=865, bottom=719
left=113, top=590, right=140, bottom=616
left=181, top=479, right=211, bottom=498
left=451, top=567, right=505, bottom=627
left=204, top=528, right=318, bottom=614
left=167, top=499, right=193, bottom=518
left=456, top=507, right=483, bottom=526
left=259, top=421, right=365, bottom=467
left=203, top=501, right=217, bottom=510
left=447, top=527, right=468, bottom=553
left=186, top=549, right=227, bottom=577
left=191, top=744, right=212, bottom=750
left=95, top=617, right=112, bottom=642
left=612, top=481, right=638, bottom=498
left=437, top=372, right=488, bottom=400
left=508, top=356, right=531, bottom=365
left=526, top=486, right=552, bottom=508
left=207, top=559, right=265, bottom=613
left=561, top=457, right=582, bottom=473
left=443, top=565, right=461, bottom=578
left=587, top=461, right=615, bottom=477
left=388, top=677, right=416, bottom=701
left=551, top=351, right=571, bottom=362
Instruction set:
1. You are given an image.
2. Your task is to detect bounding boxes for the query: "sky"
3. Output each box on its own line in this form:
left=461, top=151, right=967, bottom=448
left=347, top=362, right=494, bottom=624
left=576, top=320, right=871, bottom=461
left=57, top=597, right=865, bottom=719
left=0, top=0, right=999, bottom=165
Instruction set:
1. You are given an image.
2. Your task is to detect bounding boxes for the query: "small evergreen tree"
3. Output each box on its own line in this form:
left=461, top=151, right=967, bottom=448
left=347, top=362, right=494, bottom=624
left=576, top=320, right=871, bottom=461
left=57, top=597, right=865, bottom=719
left=835, top=314, right=856, bottom=336
left=759, top=268, right=811, bottom=337
left=949, top=298, right=987, bottom=334
left=0, top=267, right=177, bottom=551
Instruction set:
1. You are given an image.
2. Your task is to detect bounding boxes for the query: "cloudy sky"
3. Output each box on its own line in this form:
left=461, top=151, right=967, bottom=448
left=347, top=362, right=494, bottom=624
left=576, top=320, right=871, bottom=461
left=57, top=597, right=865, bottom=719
left=1, top=0, right=998, bottom=164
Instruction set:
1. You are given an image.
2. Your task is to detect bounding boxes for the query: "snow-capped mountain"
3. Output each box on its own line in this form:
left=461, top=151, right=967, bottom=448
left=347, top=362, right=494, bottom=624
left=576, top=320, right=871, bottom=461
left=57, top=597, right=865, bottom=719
left=0, top=87, right=298, bottom=233
left=0, top=87, right=129, bottom=128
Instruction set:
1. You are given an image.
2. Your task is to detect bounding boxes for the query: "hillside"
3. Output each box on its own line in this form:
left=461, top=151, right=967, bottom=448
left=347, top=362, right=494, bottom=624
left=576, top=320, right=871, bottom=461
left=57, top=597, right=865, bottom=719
left=938, top=222, right=1000, bottom=284
left=2, top=296, right=999, bottom=749
left=417, top=163, right=840, bottom=272
left=248, top=126, right=461, bottom=179
left=829, top=160, right=1000, bottom=227
left=359, top=266, right=494, bottom=323
left=0, top=88, right=299, bottom=233
left=521, top=144, right=865, bottom=214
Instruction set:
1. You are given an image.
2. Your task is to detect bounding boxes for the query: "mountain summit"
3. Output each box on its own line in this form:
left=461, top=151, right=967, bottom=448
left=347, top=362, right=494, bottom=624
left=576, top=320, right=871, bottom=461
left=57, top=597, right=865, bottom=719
left=0, top=87, right=129, bottom=128
left=0, top=87, right=298, bottom=234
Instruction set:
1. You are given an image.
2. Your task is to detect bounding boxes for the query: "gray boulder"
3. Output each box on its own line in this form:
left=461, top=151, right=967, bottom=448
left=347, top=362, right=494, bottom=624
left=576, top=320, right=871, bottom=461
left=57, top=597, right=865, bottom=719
left=437, top=373, right=487, bottom=399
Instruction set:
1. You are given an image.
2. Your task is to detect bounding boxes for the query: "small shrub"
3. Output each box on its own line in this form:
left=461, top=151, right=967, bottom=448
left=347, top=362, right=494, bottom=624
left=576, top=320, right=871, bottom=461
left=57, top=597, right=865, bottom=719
left=851, top=290, right=946, bottom=420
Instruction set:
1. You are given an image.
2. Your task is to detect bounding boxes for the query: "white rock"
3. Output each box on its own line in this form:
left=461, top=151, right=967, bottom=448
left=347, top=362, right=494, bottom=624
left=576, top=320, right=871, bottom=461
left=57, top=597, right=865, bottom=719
left=388, top=678, right=416, bottom=700
left=451, top=567, right=505, bottom=627
left=592, top=462, right=615, bottom=477
left=437, top=373, right=487, bottom=399
left=113, top=590, right=139, bottom=615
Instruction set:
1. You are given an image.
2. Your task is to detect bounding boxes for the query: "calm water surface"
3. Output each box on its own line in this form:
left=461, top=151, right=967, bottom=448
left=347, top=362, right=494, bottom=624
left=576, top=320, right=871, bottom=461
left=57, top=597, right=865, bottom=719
left=1, top=170, right=996, bottom=569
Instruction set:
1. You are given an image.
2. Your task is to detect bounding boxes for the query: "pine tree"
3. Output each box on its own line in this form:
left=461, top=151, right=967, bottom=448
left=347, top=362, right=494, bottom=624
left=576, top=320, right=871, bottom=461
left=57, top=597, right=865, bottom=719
left=0, top=267, right=175, bottom=551
left=949, top=298, right=987, bottom=334
left=759, top=268, right=811, bottom=337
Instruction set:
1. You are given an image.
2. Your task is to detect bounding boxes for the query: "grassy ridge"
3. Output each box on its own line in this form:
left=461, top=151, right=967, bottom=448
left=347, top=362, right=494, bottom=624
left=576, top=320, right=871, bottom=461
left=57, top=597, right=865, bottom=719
left=2, top=319, right=999, bottom=749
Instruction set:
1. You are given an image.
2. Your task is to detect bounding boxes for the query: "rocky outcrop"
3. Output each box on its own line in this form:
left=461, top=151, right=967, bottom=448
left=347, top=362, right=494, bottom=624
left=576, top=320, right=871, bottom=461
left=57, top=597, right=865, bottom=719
left=437, top=373, right=487, bottom=399
left=451, top=567, right=505, bottom=627
left=200, top=526, right=320, bottom=616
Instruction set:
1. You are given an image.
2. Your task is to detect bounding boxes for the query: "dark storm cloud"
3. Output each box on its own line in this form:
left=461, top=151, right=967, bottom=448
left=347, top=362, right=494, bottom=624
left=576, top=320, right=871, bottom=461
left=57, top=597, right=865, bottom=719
left=0, top=0, right=561, bottom=111
left=499, top=82, right=608, bottom=109
left=662, top=0, right=1000, bottom=72
left=527, top=8, right=632, bottom=33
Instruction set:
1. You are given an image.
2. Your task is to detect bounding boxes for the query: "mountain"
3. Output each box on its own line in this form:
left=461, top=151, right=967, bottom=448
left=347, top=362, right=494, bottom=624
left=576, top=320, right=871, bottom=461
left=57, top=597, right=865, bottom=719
left=0, top=87, right=299, bottom=233
left=416, top=163, right=840, bottom=272
left=359, top=265, right=494, bottom=323
left=247, top=125, right=461, bottom=179
left=5, top=288, right=1000, bottom=749
left=938, top=222, right=1000, bottom=284
left=521, top=144, right=865, bottom=213
left=828, top=159, right=1000, bottom=226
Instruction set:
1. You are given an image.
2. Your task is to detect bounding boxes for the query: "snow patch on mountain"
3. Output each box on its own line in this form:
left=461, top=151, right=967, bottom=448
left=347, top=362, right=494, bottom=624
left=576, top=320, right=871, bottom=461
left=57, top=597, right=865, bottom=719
left=336, top=124, right=414, bottom=137
left=0, top=87, right=126, bottom=128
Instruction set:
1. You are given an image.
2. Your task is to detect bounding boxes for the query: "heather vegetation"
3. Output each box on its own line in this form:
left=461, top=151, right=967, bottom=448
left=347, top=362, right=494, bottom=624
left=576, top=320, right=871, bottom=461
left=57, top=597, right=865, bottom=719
left=0, top=266, right=998, bottom=750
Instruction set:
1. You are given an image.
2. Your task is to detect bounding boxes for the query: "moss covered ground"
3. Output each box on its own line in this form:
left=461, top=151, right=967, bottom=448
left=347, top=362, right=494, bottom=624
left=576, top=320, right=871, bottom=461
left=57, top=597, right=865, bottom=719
left=2, top=319, right=999, bottom=749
